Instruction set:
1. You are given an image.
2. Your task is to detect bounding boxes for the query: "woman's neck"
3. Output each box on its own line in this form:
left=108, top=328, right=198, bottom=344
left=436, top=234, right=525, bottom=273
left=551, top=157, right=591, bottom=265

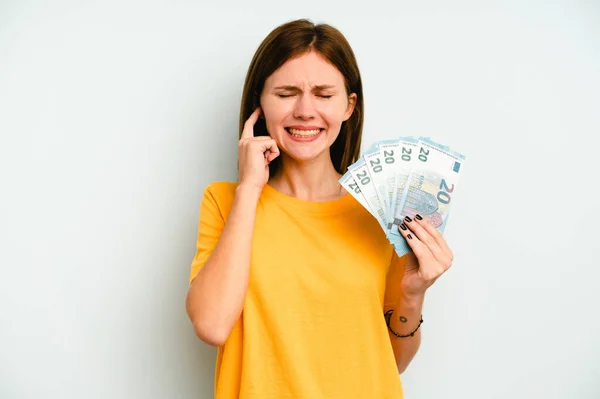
left=268, top=155, right=347, bottom=202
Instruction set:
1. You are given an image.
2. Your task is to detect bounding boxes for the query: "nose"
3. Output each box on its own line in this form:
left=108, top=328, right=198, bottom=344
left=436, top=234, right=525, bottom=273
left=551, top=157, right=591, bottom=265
left=293, top=94, right=316, bottom=120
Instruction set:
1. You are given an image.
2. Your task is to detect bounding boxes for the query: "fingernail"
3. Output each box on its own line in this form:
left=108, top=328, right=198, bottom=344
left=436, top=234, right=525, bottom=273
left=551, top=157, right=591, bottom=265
left=400, top=223, right=407, bottom=231
left=415, top=214, right=423, bottom=220
left=404, top=216, right=412, bottom=223
left=407, top=234, right=413, bottom=240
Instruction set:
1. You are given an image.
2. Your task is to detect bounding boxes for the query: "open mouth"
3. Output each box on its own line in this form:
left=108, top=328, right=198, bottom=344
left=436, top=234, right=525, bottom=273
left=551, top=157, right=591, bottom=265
left=285, top=128, right=324, bottom=138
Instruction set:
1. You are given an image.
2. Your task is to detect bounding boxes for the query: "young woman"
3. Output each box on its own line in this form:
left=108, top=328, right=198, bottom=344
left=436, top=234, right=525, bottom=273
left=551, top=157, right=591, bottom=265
left=185, top=18, right=454, bottom=399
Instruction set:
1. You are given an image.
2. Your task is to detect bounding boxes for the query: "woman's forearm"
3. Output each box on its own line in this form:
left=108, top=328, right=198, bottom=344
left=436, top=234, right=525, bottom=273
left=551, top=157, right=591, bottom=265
left=388, top=292, right=425, bottom=373
left=185, top=183, right=261, bottom=346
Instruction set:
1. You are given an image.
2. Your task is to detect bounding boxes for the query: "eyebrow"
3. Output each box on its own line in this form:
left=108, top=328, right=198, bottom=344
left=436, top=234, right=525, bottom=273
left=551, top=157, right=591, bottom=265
left=273, top=85, right=336, bottom=91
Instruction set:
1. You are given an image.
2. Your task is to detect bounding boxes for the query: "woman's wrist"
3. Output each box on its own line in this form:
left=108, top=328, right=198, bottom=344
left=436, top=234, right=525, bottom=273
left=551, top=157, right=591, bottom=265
left=398, top=291, right=425, bottom=310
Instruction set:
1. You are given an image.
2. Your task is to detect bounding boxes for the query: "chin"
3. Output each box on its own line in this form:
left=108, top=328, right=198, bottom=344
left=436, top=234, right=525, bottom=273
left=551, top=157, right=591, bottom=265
left=284, top=147, right=331, bottom=163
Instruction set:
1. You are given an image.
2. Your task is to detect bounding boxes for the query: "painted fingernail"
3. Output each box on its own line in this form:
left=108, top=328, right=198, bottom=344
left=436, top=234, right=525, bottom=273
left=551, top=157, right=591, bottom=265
left=407, top=234, right=413, bottom=240
left=404, top=216, right=412, bottom=223
left=415, top=214, right=423, bottom=220
left=400, top=223, right=407, bottom=231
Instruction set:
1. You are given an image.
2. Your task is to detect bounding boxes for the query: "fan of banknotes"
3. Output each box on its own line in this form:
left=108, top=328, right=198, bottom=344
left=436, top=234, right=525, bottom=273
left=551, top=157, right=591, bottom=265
left=339, top=137, right=466, bottom=257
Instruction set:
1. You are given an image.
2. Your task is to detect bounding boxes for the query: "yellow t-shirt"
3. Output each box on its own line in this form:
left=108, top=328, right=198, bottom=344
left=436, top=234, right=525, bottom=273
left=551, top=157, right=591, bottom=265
left=189, top=181, right=406, bottom=399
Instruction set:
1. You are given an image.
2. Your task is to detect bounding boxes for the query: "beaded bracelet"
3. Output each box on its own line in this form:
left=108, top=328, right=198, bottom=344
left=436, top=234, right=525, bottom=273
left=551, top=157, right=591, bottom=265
left=384, top=309, right=423, bottom=338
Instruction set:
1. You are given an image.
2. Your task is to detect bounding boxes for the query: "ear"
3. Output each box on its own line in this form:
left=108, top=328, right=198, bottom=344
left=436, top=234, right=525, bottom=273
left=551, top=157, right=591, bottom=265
left=255, top=92, right=265, bottom=119
left=343, top=93, right=357, bottom=121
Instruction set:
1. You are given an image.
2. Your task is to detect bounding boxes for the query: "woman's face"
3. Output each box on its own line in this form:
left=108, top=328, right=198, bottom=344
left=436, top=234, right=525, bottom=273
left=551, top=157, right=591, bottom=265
left=260, top=51, right=356, bottom=165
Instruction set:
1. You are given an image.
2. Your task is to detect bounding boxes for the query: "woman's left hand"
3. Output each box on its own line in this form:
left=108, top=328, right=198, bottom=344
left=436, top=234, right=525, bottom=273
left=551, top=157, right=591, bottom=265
left=397, top=214, right=454, bottom=298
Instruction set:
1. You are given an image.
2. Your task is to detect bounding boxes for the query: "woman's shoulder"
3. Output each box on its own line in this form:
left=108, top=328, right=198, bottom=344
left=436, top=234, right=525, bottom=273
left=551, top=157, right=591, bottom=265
left=204, top=181, right=238, bottom=194
left=199, top=181, right=239, bottom=221
left=203, top=181, right=239, bottom=203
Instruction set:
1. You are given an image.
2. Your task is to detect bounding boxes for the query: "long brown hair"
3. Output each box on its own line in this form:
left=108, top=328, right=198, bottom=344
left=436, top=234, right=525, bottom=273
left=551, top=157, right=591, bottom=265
left=239, top=19, right=364, bottom=176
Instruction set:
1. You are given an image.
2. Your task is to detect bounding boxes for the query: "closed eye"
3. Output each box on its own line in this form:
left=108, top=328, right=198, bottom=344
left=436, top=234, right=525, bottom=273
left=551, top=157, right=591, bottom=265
left=276, top=94, right=333, bottom=99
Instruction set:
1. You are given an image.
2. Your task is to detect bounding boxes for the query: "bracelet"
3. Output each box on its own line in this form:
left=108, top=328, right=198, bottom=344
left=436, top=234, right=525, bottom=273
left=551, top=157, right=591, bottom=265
left=384, top=309, right=423, bottom=338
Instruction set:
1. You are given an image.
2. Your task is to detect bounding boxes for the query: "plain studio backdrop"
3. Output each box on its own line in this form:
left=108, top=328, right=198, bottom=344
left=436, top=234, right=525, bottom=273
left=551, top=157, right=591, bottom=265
left=1, top=1, right=599, bottom=398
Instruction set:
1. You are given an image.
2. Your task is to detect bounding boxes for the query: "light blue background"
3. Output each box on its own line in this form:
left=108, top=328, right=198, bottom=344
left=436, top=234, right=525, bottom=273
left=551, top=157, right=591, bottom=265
left=1, top=1, right=599, bottom=398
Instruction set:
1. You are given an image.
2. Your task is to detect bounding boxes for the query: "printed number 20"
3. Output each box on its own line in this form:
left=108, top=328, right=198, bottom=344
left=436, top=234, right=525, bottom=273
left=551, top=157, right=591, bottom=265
left=357, top=170, right=370, bottom=185
left=369, top=159, right=382, bottom=173
left=437, top=179, right=454, bottom=204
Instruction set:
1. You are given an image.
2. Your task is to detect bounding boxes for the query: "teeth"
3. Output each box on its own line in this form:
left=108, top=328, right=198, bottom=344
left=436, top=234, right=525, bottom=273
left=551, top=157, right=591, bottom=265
left=288, top=128, right=321, bottom=137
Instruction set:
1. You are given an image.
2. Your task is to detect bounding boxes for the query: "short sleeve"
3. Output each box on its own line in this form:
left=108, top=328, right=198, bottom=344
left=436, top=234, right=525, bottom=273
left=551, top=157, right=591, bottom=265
left=383, top=251, right=406, bottom=309
left=189, top=185, right=226, bottom=285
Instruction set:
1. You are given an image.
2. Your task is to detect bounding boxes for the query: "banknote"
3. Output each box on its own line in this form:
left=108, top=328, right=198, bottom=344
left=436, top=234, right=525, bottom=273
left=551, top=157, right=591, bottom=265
left=348, top=156, right=388, bottom=230
left=341, top=136, right=466, bottom=258
left=376, top=139, right=400, bottom=222
left=363, top=143, right=392, bottom=218
left=339, top=170, right=374, bottom=218
left=388, top=137, right=466, bottom=256
left=388, top=137, right=419, bottom=232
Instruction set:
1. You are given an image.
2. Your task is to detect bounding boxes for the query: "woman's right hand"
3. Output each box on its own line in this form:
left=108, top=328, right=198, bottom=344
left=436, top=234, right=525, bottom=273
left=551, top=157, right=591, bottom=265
left=238, top=107, right=280, bottom=191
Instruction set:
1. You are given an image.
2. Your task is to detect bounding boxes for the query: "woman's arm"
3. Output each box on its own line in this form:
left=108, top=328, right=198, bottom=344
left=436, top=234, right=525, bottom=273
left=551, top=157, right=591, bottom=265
left=185, top=184, right=261, bottom=346
left=186, top=107, right=280, bottom=346
left=387, top=215, right=455, bottom=373
left=387, top=292, right=424, bottom=373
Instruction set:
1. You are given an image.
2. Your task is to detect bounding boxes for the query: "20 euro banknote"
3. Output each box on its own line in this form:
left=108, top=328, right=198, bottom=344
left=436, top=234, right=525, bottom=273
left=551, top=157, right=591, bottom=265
left=387, top=137, right=466, bottom=256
